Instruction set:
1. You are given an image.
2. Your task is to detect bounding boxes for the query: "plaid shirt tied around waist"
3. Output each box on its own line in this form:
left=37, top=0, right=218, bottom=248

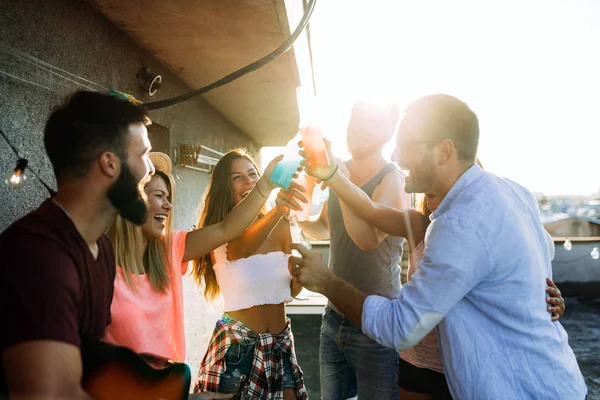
left=194, top=314, right=308, bottom=399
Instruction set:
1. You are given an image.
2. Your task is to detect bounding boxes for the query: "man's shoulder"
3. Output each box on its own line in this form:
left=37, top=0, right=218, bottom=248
left=1, top=233, right=79, bottom=277
left=469, top=172, right=537, bottom=212
left=441, top=172, right=535, bottom=232
left=373, top=165, right=409, bottom=203
left=0, top=202, right=82, bottom=276
left=0, top=200, right=64, bottom=241
left=477, top=170, right=533, bottom=196
left=380, top=167, right=405, bottom=188
left=381, top=164, right=404, bottom=179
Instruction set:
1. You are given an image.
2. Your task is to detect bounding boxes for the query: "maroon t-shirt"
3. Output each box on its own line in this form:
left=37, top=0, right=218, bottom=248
left=0, top=200, right=115, bottom=394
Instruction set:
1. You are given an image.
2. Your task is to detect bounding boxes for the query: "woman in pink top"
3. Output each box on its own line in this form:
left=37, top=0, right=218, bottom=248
left=104, top=152, right=305, bottom=366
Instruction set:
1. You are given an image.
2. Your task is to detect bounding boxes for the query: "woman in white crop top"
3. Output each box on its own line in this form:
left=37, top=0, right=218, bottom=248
left=192, top=149, right=308, bottom=399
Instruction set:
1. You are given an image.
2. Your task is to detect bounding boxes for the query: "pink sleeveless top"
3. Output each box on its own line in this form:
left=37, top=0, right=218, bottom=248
left=105, top=230, right=188, bottom=362
left=399, top=240, right=444, bottom=373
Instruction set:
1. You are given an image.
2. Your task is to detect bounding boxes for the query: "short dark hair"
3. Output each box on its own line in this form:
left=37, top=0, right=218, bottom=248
left=44, top=91, right=150, bottom=183
left=402, top=94, right=479, bottom=162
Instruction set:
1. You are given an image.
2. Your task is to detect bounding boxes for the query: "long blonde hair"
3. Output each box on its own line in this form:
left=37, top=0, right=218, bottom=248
left=107, top=171, right=174, bottom=292
left=192, top=148, right=263, bottom=301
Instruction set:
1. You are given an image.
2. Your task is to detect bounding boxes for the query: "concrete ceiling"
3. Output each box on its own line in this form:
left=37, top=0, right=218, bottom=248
left=89, top=0, right=310, bottom=146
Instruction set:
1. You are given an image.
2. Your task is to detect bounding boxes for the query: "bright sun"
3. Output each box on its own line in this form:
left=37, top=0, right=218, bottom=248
left=263, top=0, right=600, bottom=197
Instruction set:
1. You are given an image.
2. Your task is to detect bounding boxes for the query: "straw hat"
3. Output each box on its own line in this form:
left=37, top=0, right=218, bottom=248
left=149, top=152, right=172, bottom=174
left=148, top=152, right=176, bottom=204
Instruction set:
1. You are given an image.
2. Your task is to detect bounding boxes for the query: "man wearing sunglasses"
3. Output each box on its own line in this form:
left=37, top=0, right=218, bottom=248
left=293, top=94, right=587, bottom=399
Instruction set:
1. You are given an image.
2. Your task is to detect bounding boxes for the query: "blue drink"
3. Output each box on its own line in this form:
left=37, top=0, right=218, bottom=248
left=270, top=158, right=301, bottom=189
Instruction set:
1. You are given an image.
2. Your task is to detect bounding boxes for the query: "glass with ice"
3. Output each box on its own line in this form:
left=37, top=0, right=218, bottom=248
left=269, top=155, right=302, bottom=190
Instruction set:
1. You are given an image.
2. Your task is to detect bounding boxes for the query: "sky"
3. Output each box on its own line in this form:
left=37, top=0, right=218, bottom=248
left=264, top=0, right=600, bottom=196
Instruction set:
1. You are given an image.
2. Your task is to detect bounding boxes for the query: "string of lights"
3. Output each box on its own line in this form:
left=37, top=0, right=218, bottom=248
left=555, top=238, right=600, bottom=263
left=0, top=127, right=55, bottom=196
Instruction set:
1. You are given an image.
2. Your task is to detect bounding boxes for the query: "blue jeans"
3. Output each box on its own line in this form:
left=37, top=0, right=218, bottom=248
left=319, top=308, right=399, bottom=400
left=217, top=341, right=295, bottom=393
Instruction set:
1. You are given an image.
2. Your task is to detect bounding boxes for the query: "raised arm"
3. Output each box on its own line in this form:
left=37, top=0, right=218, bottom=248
left=299, top=142, right=423, bottom=246
left=339, top=168, right=407, bottom=251
left=182, top=176, right=273, bottom=262
left=230, top=182, right=307, bottom=260
left=318, top=170, right=423, bottom=247
left=182, top=155, right=301, bottom=262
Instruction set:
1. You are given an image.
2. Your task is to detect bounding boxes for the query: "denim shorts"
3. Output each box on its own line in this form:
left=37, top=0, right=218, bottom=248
left=217, top=341, right=295, bottom=393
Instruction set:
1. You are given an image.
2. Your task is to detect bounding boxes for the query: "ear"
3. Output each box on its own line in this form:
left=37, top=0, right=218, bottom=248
left=99, top=151, right=121, bottom=179
left=435, top=139, right=455, bottom=165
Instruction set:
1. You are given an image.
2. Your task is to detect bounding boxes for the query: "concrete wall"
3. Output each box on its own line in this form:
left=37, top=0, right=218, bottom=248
left=0, top=0, right=258, bottom=232
left=545, top=218, right=600, bottom=238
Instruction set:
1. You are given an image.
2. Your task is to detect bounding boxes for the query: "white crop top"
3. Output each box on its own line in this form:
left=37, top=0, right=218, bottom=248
left=212, top=244, right=293, bottom=312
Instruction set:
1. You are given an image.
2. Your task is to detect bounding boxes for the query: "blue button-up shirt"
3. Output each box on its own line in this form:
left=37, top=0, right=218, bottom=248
left=362, top=165, right=587, bottom=399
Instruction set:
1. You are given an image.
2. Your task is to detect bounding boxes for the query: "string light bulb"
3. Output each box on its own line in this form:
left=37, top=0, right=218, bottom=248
left=5, top=158, right=28, bottom=189
left=591, top=247, right=599, bottom=260
left=563, top=239, right=572, bottom=251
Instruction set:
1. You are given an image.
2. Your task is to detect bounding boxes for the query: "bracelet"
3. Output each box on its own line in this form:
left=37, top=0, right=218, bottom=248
left=255, top=183, right=267, bottom=198
left=322, top=164, right=339, bottom=181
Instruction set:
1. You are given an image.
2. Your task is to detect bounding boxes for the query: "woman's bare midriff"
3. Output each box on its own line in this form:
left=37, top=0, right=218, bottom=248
left=227, top=303, right=287, bottom=334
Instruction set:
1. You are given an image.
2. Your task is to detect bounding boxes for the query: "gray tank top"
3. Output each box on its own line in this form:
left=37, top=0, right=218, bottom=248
left=327, top=163, right=404, bottom=315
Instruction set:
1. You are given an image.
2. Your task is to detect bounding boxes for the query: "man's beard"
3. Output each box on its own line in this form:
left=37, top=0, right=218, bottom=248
left=404, top=154, right=436, bottom=194
left=107, top=163, right=149, bottom=225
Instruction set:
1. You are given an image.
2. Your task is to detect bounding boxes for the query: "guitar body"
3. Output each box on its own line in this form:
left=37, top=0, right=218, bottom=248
left=82, top=341, right=191, bottom=400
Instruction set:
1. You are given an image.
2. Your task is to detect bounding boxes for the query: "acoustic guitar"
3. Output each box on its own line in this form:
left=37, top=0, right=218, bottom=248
left=81, top=341, right=191, bottom=400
